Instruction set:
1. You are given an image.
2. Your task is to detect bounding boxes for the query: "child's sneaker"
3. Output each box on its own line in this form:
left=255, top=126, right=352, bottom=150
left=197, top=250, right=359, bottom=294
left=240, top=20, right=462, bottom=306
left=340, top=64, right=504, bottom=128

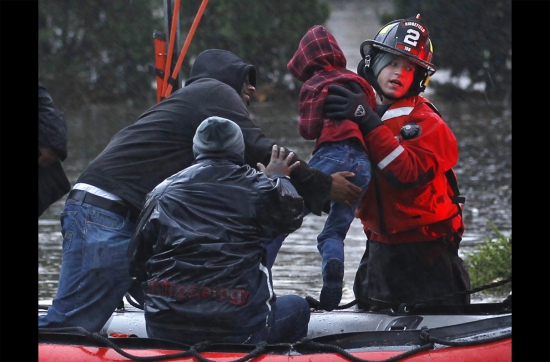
left=319, top=258, right=344, bottom=311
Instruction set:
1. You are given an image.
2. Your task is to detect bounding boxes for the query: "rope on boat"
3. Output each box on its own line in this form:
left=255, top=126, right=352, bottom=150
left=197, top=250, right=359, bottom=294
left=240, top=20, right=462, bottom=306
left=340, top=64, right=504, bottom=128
left=39, top=326, right=199, bottom=361
left=297, top=329, right=512, bottom=362
left=403, top=276, right=512, bottom=311
left=305, top=276, right=512, bottom=312
left=298, top=337, right=434, bottom=362
left=38, top=326, right=268, bottom=362
left=38, top=325, right=511, bottom=362
left=190, top=341, right=267, bottom=362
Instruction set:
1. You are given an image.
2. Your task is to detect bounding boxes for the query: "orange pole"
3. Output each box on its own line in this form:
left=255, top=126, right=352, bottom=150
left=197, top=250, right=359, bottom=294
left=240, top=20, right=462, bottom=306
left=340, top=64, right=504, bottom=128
left=153, top=33, right=168, bottom=103
left=161, top=0, right=181, bottom=96
left=163, top=0, right=209, bottom=99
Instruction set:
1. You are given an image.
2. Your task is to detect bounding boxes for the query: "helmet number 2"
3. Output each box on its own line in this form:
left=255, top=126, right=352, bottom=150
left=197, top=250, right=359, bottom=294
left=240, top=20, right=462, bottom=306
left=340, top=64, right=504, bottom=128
left=404, top=29, right=420, bottom=47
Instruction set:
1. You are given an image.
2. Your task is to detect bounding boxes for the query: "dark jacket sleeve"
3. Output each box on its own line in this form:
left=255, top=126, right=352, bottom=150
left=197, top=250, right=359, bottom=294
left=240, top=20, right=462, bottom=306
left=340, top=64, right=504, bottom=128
left=203, top=82, right=332, bottom=216
left=285, top=159, right=332, bottom=215
left=256, top=176, right=304, bottom=234
left=38, top=82, right=68, bottom=160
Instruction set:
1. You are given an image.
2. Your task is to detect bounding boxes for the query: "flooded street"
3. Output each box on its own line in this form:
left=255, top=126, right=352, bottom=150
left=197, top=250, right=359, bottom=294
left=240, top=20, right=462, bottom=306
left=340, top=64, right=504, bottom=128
left=39, top=0, right=511, bottom=304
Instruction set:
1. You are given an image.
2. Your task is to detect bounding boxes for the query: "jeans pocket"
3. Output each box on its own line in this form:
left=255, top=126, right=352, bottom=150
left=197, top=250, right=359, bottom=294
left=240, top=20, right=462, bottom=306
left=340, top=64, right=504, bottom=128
left=309, top=151, right=346, bottom=175
left=88, top=208, right=125, bottom=230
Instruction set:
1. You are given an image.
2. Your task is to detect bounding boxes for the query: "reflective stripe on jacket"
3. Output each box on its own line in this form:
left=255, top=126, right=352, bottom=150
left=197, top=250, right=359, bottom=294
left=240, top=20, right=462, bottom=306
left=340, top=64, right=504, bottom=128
left=357, top=96, right=463, bottom=242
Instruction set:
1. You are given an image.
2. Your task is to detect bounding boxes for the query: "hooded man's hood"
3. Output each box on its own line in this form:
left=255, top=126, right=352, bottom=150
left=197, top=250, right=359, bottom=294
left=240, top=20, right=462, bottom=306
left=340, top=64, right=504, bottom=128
left=185, top=49, right=256, bottom=94
left=287, top=25, right=346, bottom=83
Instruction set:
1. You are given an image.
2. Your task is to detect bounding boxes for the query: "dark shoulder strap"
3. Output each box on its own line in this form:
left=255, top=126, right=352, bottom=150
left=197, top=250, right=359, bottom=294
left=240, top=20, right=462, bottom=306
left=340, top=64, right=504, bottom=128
left=421, top=98, right=464, bottom=204
left=424, top=100, right=441, bottom=117
left=445, top=169, right=465, bottom=204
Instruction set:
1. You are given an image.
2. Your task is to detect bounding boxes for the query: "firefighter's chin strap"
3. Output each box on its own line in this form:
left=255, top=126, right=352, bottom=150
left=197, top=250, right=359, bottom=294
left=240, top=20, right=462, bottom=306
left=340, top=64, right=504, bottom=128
left=376, top=90, right=397, bottom=104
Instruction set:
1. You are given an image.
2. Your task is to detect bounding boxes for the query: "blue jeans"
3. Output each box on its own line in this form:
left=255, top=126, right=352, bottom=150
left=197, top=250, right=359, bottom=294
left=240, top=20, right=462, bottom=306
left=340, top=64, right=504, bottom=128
left=38, top=198, right=143, bottom=332
left=147, top=294, right=310, bottom=344
left=306, top=140, right=371, bottom=272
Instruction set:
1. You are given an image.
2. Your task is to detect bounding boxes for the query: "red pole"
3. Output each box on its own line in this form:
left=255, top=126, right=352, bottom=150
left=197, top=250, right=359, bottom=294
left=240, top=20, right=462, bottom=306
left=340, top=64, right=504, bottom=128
left=163, top=0, right=209, bottom=99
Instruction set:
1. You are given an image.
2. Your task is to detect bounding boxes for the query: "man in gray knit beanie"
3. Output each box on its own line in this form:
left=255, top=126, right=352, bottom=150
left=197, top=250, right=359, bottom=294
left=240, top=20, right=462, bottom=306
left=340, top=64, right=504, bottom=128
left=129, top=115, right=310, bottom=346
left=193, top=116, right=245, bottom=159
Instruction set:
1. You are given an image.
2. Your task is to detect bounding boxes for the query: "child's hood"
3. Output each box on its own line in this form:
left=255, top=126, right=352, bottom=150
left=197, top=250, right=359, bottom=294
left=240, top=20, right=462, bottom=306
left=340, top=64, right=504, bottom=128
left=287, top=25, right=347, bottom=83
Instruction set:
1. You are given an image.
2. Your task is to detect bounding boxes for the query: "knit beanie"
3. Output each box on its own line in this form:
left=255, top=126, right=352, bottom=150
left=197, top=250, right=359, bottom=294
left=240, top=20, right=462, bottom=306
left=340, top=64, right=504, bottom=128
left=192, top=116, right=245, bottom=159
left=371, top=52, right=396, bottom=78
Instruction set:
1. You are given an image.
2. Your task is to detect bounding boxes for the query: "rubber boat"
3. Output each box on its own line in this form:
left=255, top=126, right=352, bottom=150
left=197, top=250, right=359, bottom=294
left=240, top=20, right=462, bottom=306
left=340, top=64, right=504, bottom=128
left=38, top=295, right=511, bottom=362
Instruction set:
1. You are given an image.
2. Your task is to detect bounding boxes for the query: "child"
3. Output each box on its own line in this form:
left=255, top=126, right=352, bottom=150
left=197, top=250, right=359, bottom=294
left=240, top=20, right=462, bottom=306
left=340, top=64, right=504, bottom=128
left=287, top=25, right=377, bottom=310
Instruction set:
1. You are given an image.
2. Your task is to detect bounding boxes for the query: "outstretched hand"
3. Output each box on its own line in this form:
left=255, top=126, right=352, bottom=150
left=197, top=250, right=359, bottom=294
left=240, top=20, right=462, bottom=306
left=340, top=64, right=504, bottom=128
left=329, top=171, right=362, bottom=206
left=257, top=145, right=300, bottom=177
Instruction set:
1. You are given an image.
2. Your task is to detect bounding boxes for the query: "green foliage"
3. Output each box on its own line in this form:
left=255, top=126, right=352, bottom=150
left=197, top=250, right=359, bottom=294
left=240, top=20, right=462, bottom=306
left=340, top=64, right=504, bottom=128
left=39, top=0, right=164, bottom=106
left=170, top=0, right=330, bottom=88
left=39, top=0, right=330, bottom=107
left=383, top=0, right=511, bottom=102
left=464, top=223, right=511, bottom=297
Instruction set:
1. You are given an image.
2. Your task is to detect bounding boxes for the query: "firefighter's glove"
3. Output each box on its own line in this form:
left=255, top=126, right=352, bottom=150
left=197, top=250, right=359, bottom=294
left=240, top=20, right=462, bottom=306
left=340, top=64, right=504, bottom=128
left=323, top=82, right=382, bottom=136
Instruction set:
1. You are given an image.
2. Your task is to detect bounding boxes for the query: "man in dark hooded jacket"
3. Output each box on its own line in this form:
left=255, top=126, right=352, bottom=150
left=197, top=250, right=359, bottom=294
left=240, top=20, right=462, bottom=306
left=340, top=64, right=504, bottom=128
left=39, top=49, right=361, bottom=332
left=129, top=116, right=310, bottom=344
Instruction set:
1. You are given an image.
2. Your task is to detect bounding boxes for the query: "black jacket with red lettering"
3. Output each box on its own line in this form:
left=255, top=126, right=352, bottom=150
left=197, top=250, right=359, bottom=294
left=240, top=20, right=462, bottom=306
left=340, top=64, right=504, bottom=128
left=128, top=153, right=303, bottom=335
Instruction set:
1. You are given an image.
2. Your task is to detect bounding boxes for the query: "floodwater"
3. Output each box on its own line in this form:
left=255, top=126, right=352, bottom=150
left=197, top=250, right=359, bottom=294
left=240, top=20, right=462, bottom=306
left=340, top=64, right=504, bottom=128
left=39, top=0, right=511, bottom=304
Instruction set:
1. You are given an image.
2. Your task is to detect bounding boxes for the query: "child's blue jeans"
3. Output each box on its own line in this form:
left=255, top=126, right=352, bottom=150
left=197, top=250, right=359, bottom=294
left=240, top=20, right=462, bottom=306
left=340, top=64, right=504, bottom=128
left=306, top=139, right=371, bottom=272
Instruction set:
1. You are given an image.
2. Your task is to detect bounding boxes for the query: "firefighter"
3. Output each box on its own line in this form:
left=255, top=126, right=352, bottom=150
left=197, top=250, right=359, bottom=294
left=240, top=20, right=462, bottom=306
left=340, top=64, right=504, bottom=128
left=323, top=15, right=471, bottom=310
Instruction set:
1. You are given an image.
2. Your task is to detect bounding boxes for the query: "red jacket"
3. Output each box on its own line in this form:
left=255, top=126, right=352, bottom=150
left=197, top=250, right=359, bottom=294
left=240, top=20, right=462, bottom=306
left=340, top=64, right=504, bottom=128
left=287, top=25, right=376, bottom=154
left=357, top=95, right=464, bottom=243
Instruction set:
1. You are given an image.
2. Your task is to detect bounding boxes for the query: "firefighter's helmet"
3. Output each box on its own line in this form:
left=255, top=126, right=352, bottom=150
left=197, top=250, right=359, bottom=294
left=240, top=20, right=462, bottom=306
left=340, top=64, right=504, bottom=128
left=358, top=14, right=436, bottom=98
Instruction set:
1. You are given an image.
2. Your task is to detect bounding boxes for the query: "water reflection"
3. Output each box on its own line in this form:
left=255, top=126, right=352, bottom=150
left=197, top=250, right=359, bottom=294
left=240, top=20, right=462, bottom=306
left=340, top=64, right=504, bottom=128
left=39, top=96, right=511, bottom=304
